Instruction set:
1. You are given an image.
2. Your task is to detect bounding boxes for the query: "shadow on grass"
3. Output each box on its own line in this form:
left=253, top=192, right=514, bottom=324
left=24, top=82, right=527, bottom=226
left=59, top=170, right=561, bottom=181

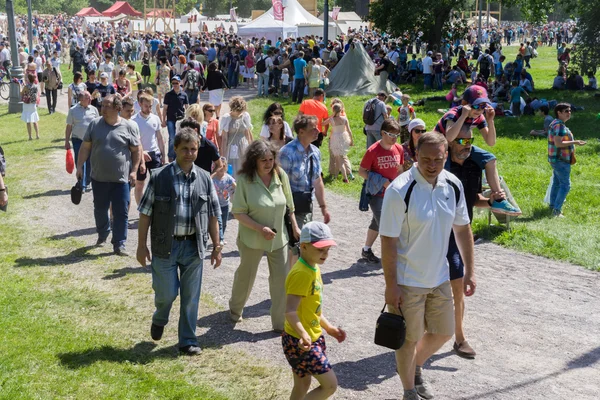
left=516, top=206, right=553, bottom=222
left=0, top=138, right=31, bottom=146
left=48, top=227, right=97, bottom=241
left=23, top=189, right=70, bottom=199
left=14, top=245, right=114, bottom=267
left=321, top=260, right=382, bottom=285
left=34, top=145, right=64, bottom=151
left=196, top=301, right=279, bottom=349
left=58, top=341, right=178, bottom=369
left=103, top=265, right=150, bottom=280
left=460, top=345, right=600, bottom=399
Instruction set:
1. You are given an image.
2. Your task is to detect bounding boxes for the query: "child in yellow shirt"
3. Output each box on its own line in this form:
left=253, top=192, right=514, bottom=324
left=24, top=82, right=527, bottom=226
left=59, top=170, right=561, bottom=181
left=283, top=221, right=346, bottom=400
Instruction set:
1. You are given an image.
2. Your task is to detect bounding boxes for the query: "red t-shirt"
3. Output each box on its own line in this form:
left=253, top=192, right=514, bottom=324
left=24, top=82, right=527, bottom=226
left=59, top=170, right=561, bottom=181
left=360, top=142, right=404, bottom=196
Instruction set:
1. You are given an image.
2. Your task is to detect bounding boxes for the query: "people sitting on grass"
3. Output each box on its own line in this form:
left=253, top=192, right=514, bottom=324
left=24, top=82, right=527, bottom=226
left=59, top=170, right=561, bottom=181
left=585, top=71, right=597, bottom=91
left=530, top=105, right=553, bottom=137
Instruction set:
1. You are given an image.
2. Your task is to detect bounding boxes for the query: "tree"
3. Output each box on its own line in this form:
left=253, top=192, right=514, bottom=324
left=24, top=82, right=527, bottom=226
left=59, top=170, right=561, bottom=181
left=572, top=2, right=600, bottom=74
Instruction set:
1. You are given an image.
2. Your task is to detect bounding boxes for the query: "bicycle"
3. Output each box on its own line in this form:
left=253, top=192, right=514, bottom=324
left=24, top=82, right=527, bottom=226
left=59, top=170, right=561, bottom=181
left=0, top=69, right=9, bottom=101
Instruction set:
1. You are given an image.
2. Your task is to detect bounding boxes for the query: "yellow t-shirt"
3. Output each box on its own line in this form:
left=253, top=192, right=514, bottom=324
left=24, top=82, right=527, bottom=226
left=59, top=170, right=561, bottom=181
left=284, top=258, right=323, bottom=342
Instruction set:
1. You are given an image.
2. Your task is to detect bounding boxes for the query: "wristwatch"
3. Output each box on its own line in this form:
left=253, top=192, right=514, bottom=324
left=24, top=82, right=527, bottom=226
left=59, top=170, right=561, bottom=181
left=212, top=244, right=223, bottom=253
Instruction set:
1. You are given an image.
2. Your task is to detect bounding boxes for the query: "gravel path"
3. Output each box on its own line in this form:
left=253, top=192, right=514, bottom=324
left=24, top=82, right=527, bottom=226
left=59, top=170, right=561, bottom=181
left=4, top=89, right=600, bottom=399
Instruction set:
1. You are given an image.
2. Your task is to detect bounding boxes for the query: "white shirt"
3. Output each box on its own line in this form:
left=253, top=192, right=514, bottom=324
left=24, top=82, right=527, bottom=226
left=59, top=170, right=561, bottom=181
left=133, top=98, right=161, bottom=116
left=422, top=56, right=433, bottom=74
left=99, top=62, right=115, bottom=84
left=281, top=73, right=289, bottom=86
left=387, top=50, right=399, bottom=65
left=132, top=112, right=161, bottom=152
left=0, top=48, right=10, bottom=63
left=379, top=166, right=470, bottom=288
left=35, top=56, right=43, bottom=73
left=259, top=121, right=293, bottom=139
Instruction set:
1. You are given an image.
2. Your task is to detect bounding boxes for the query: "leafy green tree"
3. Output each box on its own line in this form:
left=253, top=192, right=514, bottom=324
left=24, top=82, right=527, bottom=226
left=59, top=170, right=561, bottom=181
left=572, top=2, right=600, bottom=73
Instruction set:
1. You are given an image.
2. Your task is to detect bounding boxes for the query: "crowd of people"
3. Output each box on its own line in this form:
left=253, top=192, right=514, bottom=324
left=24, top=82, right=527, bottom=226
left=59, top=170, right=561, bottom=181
left=0, top=12, right=588, bottom=400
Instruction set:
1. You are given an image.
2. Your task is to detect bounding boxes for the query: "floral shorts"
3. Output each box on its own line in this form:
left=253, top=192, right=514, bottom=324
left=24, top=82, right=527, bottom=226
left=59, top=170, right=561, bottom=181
left=282, top=332, right=331, bottom=377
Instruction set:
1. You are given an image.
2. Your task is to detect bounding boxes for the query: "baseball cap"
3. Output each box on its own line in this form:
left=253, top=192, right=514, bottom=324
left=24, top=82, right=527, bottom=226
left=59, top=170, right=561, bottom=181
left=99, top=72, right=108, bottom=79
left=171, top=75, right=181, bottom=82
left=462, top=85, right=490, bottom=106
left=408, top=118, right=426, bottom=133
left=300, top=221, right=337, bottom=248
left=427, top=50, right=433, bottom=55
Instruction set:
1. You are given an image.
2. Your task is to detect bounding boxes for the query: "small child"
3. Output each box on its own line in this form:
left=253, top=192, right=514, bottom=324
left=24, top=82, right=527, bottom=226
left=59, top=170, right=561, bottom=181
left=283, top=222, right=346, bottom=400
left=397, top=94, right=416, bottom=143
left=385, top=104, right=393, bottom=118
left=530, top=105, right=553, bottom=136
left=509, top=80, right=528, bottom=117
left=211, top=157, right=236, bottom=246
left=280, top=68, right=290, bottom=97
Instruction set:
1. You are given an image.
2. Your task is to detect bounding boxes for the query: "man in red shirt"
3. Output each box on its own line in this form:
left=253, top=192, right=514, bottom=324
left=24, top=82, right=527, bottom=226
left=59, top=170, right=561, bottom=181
left=298, top=88, right=329, bottom=148
left=358, top=118, right=404, bottom=263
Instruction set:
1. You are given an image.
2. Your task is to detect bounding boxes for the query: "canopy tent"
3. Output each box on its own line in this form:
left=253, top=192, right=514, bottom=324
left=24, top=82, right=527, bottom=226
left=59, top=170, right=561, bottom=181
left=102, top=1, right=143, bottom=17
left=318, top=11, right=364, bottom=35
left=180, top=8, right=206, bottom=23
left=467, top=15, right=498, bottom=25
left=76, top=7, right=103, bottom=17
left=326, top=42, right=396, bottom=97
left=237, top=14, right=297, bottom=43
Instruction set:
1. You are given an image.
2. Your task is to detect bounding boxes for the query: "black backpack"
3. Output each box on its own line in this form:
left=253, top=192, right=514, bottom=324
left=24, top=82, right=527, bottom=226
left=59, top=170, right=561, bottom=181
left=479, top=55, right=491, bottom=72
left=363, top=99, right=382, bottom=126
left=256, top=56, right=267, bottom=73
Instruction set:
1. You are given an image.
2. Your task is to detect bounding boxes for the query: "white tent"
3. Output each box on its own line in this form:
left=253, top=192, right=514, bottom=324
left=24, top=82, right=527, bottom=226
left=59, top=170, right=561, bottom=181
left=180, top=8, right=206, bottom=24
left=238, top=0, right=336, bottom=41
left=237, top=13, right=298, bottom=43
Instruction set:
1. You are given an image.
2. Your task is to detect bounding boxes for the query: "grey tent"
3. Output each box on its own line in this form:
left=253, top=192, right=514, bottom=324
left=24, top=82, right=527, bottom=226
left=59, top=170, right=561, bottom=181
left=326, top=42, right=397, bottom=96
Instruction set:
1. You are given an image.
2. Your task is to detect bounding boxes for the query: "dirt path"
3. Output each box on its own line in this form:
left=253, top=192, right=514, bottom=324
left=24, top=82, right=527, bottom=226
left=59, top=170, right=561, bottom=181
left=5, top=90, right=600, bottom=399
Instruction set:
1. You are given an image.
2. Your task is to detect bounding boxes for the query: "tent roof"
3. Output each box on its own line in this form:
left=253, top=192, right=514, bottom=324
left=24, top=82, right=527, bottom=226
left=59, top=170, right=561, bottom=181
left=241, top=11, right=297, bottom=30
left=260, top=0, right=325, bottom=26
left=76, top=7, right=103, bottom=17
left=102, top=1, right=142, bottom=17
left=318, top=11, right=362, bottom=22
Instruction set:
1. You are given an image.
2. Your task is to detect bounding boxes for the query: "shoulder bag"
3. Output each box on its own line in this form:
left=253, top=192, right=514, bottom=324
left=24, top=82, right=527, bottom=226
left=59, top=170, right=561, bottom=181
left=276, top=168, right=299, bottom=247
left=374, top=304, right=406, bottom=350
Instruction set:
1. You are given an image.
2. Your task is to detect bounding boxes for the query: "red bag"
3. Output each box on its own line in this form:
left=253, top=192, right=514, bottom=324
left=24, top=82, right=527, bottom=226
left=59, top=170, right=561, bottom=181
left=66, top=149, right=74, bottom=174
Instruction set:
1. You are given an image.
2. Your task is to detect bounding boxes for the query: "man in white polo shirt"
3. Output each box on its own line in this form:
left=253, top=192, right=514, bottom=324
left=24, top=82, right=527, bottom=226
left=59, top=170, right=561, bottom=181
left=379, top=132, right=476, bottom=400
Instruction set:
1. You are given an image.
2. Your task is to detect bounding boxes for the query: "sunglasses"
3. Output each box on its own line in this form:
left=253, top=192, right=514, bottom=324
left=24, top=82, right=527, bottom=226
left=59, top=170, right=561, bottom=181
left=413, top=129, right=427, bottom=134
left=563, top=109, right=572, bottom=113
left=383, top=130, right=401, bottom=138
left=454, top=137, right=474, bottom=146
left=471, top=104, right=488, bottom=110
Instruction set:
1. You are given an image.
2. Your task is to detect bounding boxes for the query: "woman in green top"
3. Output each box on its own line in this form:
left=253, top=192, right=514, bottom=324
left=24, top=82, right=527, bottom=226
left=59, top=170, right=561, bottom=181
left=229, top=140, right=301, bottom=332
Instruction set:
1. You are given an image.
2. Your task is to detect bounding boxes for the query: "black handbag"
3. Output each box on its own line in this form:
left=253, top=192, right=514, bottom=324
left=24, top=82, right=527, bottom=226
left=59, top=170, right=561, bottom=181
left=284, top=206, right=299, bottom=247
left=71, top=180, right=83, bottom=205
left=292, top=156, right=314, bottom=214
left=374, top=304, right=406, bottom=350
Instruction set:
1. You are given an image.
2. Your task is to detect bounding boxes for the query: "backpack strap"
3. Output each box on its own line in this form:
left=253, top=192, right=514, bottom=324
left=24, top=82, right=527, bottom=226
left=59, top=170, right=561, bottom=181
left=403, top=180, right=417, bottom=213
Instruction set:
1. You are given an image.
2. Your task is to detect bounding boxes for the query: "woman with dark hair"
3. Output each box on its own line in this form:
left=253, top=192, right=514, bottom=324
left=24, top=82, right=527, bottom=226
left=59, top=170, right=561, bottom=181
left=21, top=73, right=40, bottom=140
left=229, top=140, right=300, bottom=332
left=68, top=71, right=87, bottom=107
left=202, top=62, right=229, bottom=116
left=401, top=119, right=426, bottom=171
left=259, top=102, right=293, bottom=139
left=546, top=103, right=586, bottom=217
left=266, top=115, right=292, bottom=150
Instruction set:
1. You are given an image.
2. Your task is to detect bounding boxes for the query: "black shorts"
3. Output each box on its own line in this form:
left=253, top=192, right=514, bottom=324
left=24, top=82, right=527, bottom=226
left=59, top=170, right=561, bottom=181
left=37, top=72, right=43, bottom=83
left=447, top=231, right=464, bottom=280
left=137, top=151, right=162, bottom=181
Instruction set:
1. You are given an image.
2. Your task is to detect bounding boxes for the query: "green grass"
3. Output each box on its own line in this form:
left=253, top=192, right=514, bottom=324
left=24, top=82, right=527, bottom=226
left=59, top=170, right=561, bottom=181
left=248, top=45, right=600, bottom=270
left=0, top=108, right=288, bottom=398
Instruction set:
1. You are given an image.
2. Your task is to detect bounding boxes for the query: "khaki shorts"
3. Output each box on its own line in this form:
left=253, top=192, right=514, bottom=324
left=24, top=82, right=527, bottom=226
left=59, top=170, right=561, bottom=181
left=388, top=281, right=454, bottom=343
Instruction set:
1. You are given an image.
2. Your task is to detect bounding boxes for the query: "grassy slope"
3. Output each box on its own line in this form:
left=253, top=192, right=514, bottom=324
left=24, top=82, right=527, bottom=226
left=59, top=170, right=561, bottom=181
left=247, top=46, right=600, bottom=270
left=0, top=109, right=287, bottom=399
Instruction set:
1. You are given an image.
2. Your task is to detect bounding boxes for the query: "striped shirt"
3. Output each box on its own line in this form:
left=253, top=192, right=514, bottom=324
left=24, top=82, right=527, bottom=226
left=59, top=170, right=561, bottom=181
left=434, top=106, right=487, bottom=135
left=279, top=139, right=322, bottom=193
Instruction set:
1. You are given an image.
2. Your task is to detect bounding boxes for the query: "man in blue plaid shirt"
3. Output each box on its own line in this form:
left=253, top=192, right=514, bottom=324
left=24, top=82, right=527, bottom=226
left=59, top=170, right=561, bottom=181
left=137, top=127, right=222, bottom=356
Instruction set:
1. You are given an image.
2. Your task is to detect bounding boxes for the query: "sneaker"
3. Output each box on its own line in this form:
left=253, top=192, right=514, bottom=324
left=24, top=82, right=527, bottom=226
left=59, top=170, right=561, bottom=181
left=552, top=209, right=565, bottom=218
left=361, top=248, right=380, bottom=263
left=229, top=310, right=242, bottom=323
left=414, top=374, right=434, bottom=399
left=491, top=199, right=522, bottom=216
left=150, top=323, right=164, bottom=341
left=96, top=235, right=108, bottom=247
left=114, top=246, right=129, bottom=256
left=179, top=345, right=202, bottom=356
left=403, top=390, right=421, bottom=400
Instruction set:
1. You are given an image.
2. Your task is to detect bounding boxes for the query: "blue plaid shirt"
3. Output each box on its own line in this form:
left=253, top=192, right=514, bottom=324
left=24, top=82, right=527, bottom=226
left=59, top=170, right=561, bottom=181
left=279, top=139, right=322, bottom=193
left=138, top=162, right=220, bottom=236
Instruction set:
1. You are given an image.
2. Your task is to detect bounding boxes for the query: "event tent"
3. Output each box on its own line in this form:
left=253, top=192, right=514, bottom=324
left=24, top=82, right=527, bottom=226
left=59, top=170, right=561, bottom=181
left=318, top=11, right=364, bottom=35
left=326, top=41, right=396, bottom=96
left=237, top=14, right=298, bottom=43
left=180, top=8, right=206, bottom=24
left=102, top=1, right=143, bottom=17
left=76, top=7, right=103, bottom=17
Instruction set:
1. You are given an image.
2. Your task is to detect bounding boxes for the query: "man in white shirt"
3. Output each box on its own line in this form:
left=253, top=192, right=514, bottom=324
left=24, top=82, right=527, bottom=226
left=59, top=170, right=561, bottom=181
left=379, top=132, right=475, bottom=400
left=99, top=54, right=115, bottom=85
left=421, top=51, right=433, bottom=90
left=132, top=93, right=166, bottom=204
left=0, top=42, right=11, bottom=80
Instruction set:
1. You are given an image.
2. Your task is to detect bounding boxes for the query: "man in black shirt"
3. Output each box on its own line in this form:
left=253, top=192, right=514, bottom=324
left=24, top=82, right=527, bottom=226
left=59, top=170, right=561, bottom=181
left=162, top=76, right=188, bottom=162
left=179, top=118, right=222, bottom=173
left=444, top=129, right=499, bottom=362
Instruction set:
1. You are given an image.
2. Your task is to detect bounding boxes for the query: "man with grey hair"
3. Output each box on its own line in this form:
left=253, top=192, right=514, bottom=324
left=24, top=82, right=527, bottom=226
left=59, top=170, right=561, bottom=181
left=76, top=94, right=141, bottom=256
left=379, top=132, right=476, bottom=400
left=65, top=91, right=99, bottom=192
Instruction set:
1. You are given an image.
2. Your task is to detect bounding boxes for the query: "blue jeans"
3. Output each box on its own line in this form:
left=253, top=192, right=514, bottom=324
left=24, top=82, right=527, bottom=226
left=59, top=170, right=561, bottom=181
left=167, top=120, right=177, bottom=161
left=72, top=138, right=91, bottom=188
left=227, top=68, right=238, bottom=88
left=365, top=129, right=382, bottom=149
left=423, top=73, right=433, bottom=89
left=151, top=239, right=203, bottom=347
left=91, top=180, right=130, bottom=249
left=292, top=78, right=305, bottom=103
left=549, top=161, right=571, bottom=212
left=434, top=72, right=443, bottom=90
left=217, top=204, right=229, bottom=241
left=257, top=73, right=268, bottom=96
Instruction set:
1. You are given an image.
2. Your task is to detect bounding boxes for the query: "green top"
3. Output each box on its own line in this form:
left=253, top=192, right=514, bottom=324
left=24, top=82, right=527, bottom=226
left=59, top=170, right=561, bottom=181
left=232, top=167, right=295, bottom=252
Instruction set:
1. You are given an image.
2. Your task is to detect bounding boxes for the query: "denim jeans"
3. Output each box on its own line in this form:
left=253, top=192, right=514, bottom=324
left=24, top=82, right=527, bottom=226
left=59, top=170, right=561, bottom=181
left=365, top=129, right=382, bottom=149
left=166, top=120, right=177, bottom=161
left=151, top=239, right=203, bottom=347
left=186, top=89, right=199, bottom=104
left=218, top=204, right=229, bottom=241
left=292, top=78, right=305, bottom=103
left=434, top=72, right=443, bottom=90
left=72, top=138, right=91, bottom=188
left=227, top=68, right=238, bottom=88
left=91, top=179, right=130, bottom=249
left=549, top=161, right=571, bottom=212
left=257, top=73, right=268, bottom=96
